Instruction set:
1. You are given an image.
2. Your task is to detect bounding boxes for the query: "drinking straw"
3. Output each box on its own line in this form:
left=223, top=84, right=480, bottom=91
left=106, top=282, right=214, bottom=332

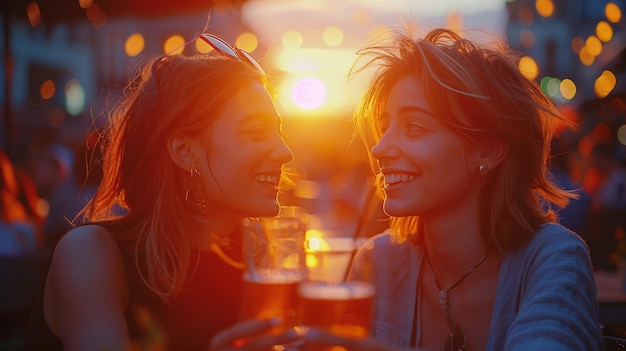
left=342, top=184, right=379, bottom=281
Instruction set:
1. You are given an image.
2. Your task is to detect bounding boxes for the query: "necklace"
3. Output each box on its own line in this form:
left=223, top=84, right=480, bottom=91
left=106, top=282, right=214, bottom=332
left=425, top=249, right=491, bottom=351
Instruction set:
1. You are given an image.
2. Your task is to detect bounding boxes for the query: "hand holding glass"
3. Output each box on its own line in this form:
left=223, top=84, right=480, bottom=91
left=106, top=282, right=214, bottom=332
left=300, top=237, right=376, bottom=339
left=239, top=206, right=307, bottom=334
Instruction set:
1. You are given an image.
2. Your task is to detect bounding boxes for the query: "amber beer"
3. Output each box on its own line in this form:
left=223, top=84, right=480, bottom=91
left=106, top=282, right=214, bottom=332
left=299, top=280, right=375, bottom=339
left=240, top=271, right=302, bottom=333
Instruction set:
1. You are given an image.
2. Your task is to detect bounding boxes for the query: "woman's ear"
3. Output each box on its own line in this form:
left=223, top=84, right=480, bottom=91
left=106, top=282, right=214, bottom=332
left=479, top=141, right=509, bottom=169
left=168, top=135, right=197, bottom=171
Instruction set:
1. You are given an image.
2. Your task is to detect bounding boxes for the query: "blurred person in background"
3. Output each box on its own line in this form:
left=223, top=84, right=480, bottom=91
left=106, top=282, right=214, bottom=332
left=0, top=149, right=44, bottom=256
left=0, top=149, right=46, bottom=341
left=304, top=27, right=602, bottom=351
left=549, top=137, right=592, bottom=246
left=587, top=140, right=626, bottom=273
left=21, top=140, right=92, bottom=249
left=23, top=33, right=301, bottom=351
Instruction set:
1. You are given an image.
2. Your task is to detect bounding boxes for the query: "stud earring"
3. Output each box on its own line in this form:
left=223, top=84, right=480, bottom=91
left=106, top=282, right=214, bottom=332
left=479, top=164, right=489, bottom=183
left=185, top=162, right=206, bottom=215
left=479, top=164, right=489, bottom=176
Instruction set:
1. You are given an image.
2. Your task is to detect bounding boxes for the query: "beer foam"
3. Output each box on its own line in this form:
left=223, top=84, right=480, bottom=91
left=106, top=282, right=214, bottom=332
left=243, top=269, right=301, bottom=283
left=298, top=281, right=375, bottom=300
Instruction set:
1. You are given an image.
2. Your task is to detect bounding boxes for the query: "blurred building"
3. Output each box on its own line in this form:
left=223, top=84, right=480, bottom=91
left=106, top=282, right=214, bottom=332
left=506, top=0, right=625, bottom=94
left=505, top=0, right=625, bottom=138
left=1, top=2, right=257, bottom=155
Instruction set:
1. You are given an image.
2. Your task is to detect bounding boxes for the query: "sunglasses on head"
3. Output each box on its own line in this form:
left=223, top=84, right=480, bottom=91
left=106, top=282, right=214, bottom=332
left=199, top=33, right=266, bottom=76
left=145, top=33, right=266, bottom=110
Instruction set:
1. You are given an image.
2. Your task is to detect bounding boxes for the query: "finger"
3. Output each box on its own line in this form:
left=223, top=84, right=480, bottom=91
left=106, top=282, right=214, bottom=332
left=210, top=317, right=281, bottom=349
left=304, top=328, right=383, bottom=351
left=241, top=327, right=304, bottom=351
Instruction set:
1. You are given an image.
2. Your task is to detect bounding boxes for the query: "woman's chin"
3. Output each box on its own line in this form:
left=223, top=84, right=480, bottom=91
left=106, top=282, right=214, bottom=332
left=246, top=201, right=281, bottom=218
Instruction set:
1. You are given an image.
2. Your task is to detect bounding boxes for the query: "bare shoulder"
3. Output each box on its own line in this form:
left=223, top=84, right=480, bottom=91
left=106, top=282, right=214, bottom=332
left=44, top=224, right=129, bottom=342
left=49, top=224, right=126, bottom=284
left=54, top=224, right=121, bottom=256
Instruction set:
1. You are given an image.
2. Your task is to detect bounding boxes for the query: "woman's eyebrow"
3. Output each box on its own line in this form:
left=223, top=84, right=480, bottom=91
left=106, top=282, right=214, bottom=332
left=397, top=105, right=436, bottom=117
left=236, top=112, right=279, bottom=127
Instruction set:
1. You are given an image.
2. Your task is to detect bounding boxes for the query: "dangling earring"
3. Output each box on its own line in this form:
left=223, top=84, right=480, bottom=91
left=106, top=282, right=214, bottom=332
left=479, top=164, right=489, bottom=183
left=185, top=162, right=206, bottom=215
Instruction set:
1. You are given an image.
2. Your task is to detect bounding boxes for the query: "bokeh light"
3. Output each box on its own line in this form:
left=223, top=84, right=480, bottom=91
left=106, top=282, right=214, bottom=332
left=282, top=30, right=303, bottom=49
left=579, top=47, right=595, bottom=66
left=535, top=0, right=554, bottom=18
left=26, top=3, right=41, bottom=27
left=596, top=21, right=613, bottom=42
left=560, top=79, right=576, bottom=100
left=519, top=56, right=539, bottom=80
left=195, top=36, right=213, bottom=53
left=585, top=35, right=603, bottom=57
left=235, top=32, right=258, bottom=53
left=617, top=124, right=626, bottom=146
left=85, top=3, right=100, bottom=20
left=594, top=70, right=616, bottom=98
left=78, top=0, right=93, bottom=9
left=322, top=26, right=344, bottom=47
left=546, top=77, right=560, bottom=98
left=89, top=6, right=106, bottom=29
left=520, top=29, right=536, bottom=48
left=518, top=7, right=535, bottom=25
left=611, top=96, right=626, bottom=114
left=40, top=80, right=55, bottom=100
left=64, top=79, right=85, bottom=116
left=605, top=2, right=622, bottom=23
left=571, top=37, right=584, bottom=54
left=125, top=33, right=145, bottom=57
left=164, top=34, right=186, bottom=55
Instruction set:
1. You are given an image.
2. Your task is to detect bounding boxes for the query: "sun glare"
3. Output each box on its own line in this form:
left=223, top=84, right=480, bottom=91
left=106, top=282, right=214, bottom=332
left=291, top=77, right=326, bottom=110
left=276, top=48, right=358, bottom=116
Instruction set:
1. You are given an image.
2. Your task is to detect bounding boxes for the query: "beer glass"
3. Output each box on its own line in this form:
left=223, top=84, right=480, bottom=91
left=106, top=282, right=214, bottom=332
left=299, top=236, right=376, bottom=339
left=240, top=206, right=308, bottom=334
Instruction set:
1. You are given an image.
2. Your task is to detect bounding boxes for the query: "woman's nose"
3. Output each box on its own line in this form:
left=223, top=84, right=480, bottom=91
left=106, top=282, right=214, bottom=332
left=273, top=137, right=294, bottom=165
left=371, top=131, right=399, bottom=162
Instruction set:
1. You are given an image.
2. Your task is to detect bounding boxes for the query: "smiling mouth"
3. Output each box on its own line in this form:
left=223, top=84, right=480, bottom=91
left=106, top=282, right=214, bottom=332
left=383, top=173, right=416, bottom=187
left=254, top=174, right=280, bottom=188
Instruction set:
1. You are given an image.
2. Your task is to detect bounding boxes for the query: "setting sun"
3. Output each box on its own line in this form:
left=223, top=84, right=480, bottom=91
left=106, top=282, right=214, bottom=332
left=291, top=77, right=326, bottom=110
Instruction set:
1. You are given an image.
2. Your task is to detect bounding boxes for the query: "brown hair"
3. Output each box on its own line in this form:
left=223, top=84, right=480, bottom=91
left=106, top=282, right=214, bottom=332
left=352, top=28, right=575, bottom=253
left=81, top=52, right=269, bottom=299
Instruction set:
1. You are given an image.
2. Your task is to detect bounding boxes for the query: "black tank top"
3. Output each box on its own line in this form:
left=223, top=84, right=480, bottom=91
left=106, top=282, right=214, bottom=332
left=23, top=225, right=244, bottom=350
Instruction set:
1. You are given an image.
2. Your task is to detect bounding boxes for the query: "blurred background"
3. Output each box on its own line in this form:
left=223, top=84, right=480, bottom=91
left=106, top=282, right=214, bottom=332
left=0, top=0, right=625, bottom=342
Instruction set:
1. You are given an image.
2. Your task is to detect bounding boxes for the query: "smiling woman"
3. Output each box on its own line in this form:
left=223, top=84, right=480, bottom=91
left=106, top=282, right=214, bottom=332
left=301, top=27, right=603, bottom=351
left=22, top=34, right=301, bottom=351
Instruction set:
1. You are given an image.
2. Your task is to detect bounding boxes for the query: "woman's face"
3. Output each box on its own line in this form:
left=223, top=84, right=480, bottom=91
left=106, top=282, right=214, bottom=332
left=371, top=75, right=481, bottom=218
left=198, top=81, right=293, bottom=218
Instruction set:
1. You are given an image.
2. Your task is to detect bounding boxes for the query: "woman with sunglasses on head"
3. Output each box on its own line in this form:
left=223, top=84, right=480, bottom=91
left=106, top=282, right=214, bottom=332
left=24, top=35, right=300, bottom=351
left=303, top=28, right=602, bottom=351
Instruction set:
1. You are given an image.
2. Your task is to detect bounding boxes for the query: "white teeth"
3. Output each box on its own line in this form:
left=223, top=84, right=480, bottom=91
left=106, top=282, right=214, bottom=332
left=255, top=175, right=279, bottom=186
left=384, top=174, right=415, bottom=185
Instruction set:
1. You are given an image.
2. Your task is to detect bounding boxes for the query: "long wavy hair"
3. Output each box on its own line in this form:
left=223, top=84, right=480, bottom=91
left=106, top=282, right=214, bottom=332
left=79, top=52, right=269, bottom=300
left=352, top=28, right=575, bottom=254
